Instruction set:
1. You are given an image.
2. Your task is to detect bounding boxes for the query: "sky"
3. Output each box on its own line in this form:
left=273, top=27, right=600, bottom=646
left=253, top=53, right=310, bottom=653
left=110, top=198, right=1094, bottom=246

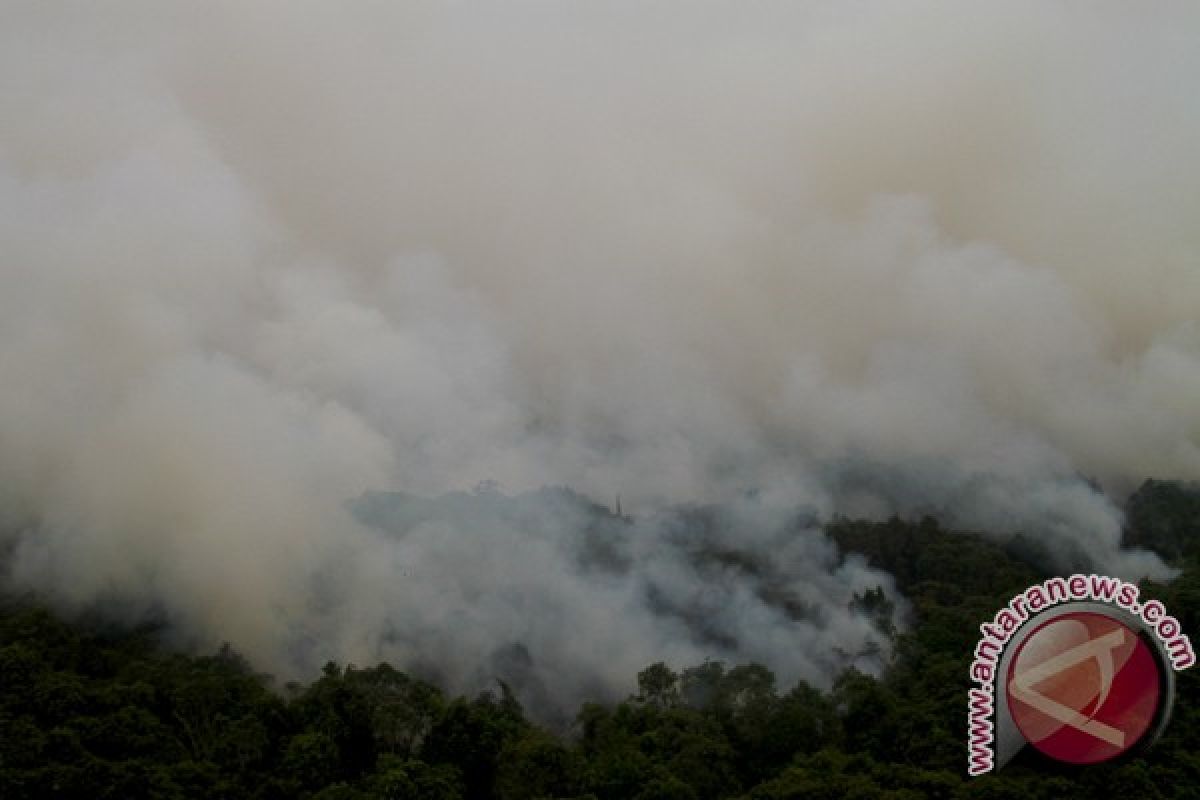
left=1, top=1, right=1197, bottom=713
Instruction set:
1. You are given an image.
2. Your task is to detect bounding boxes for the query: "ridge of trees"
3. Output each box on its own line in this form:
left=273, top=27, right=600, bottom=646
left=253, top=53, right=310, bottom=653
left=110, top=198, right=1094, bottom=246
left=2, top=479, right=1198, bottom=798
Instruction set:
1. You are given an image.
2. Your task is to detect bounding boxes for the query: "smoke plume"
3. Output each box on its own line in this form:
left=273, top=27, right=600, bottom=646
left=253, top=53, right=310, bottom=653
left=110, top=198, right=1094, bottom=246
left=1, top=2, right=1197, bottom=709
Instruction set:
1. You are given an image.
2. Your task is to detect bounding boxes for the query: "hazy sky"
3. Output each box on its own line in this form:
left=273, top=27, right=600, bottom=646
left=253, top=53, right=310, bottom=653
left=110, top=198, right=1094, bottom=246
left=1, top=1, right=1196, bottom=710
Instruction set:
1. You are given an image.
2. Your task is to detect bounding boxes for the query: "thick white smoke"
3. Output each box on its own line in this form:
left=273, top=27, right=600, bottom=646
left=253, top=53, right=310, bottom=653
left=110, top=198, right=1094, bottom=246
left=1, top=2, right=1197, bottom=708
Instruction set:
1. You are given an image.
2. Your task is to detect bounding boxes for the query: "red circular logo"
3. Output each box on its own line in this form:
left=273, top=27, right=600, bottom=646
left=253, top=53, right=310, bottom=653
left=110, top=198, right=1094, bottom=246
left=1006, top=611, right=1162, bottom=765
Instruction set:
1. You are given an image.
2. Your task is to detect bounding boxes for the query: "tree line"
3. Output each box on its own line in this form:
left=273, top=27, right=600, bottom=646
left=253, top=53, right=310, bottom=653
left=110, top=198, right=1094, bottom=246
left=2, top=479, right=1198, bottom=798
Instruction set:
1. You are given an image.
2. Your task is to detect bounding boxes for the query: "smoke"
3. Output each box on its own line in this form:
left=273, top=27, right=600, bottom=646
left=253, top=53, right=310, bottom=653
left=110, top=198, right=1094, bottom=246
left=345, top=487, right=894, bottom=720
left=1, top=2, right=1197, bottom=708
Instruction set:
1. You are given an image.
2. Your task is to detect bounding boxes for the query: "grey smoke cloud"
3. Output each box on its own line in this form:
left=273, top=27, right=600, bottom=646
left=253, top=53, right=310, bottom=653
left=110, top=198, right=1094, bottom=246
left=1, top=2, right=1197, bottom=707
left=345, top=488, right=894, bottom=720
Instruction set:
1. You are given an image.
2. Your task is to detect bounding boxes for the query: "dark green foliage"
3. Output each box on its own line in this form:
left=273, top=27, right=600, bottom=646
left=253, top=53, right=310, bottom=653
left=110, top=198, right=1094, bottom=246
left=421, top=684, right=528, bottom=799
left=637, top=663, right=681, bottom=709
left=1125, top=479, right=1200, bottom=563
left=2, top=481, right=1199, bottom=798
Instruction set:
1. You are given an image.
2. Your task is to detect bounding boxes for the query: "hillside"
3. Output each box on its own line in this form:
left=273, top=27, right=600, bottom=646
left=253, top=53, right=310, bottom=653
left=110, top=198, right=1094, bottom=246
left=3, top=482, right=1198, bottom=799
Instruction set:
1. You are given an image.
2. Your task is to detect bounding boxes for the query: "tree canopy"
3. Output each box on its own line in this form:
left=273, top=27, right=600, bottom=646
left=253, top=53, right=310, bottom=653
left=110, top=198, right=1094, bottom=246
left=3, top=480, right=1198, bottom=798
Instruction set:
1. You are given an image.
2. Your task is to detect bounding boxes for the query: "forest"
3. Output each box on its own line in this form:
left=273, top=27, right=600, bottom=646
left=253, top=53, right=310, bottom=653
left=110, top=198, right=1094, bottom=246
left=2, top=479, right=1198, bottom=799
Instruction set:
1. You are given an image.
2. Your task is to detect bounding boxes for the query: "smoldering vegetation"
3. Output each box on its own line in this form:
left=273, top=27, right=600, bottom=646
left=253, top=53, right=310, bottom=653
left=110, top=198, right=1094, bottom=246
left=0, top=2, right=1197, bottom=712
left=348, top=486, right=897, bottom=723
